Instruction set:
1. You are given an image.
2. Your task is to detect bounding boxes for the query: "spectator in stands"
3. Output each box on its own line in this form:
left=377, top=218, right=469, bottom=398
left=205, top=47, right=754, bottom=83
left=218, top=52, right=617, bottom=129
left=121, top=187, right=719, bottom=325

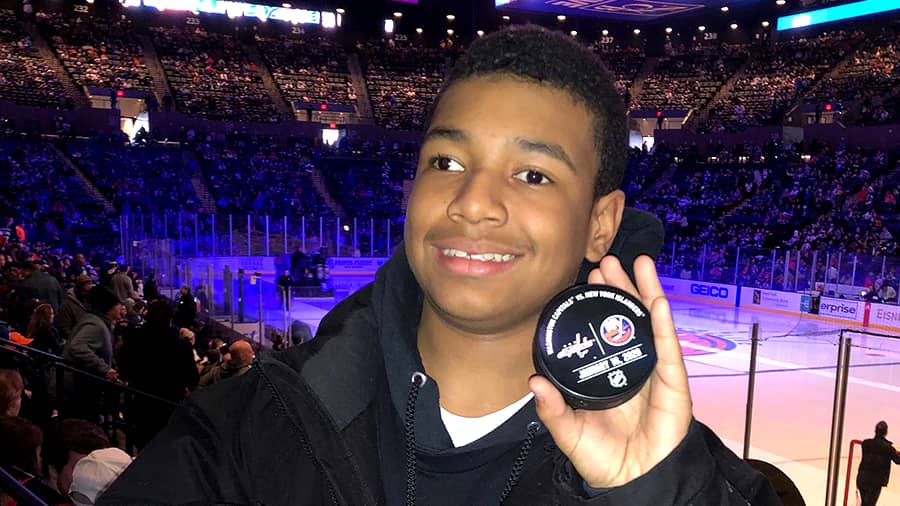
left=42, top=418, right=110, bottom=499
left=197, top=339, right=253, bottom=388
left=69, top=447, right=132, bottom=506
left=0, top=415, right=70, bottom=505
left=142, top=272, right=158, bottom=302
left=17, top=261, right=64, bottom=311
left=26, top=302, right=63, bottom=355
left=857, top=421, right=900, bottom=506
left=56, top=274, right=93, bottom=343
left=0, top=368, right=24, bottom=416
left=111, top=266, right=135, bottom=305
left=63, top=286, right=123, bottom=382
left=173, top=285, right=196, bottom=330
left=118, top=299, right=198, bottom=448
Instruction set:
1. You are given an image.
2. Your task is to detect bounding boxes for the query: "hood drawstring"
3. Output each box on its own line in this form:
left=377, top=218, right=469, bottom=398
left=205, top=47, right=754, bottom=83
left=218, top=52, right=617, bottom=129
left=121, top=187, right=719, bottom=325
left=405, top=372, right=427, bottom=506
left=403, top=372, right=540, bottom=506
left=498, top=421, right=540, bottom=504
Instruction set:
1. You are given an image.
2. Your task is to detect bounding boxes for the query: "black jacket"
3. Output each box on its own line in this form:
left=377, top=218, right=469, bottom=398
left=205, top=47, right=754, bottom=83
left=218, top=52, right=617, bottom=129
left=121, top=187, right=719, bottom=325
left=99, top=210, right=779, bottom=505
left=857, top=435, right=900, bottom=488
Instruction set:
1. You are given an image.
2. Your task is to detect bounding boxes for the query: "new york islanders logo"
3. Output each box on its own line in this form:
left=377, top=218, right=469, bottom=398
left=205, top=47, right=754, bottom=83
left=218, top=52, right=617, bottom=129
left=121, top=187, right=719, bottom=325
left=599, top=315, right=634, bottom=346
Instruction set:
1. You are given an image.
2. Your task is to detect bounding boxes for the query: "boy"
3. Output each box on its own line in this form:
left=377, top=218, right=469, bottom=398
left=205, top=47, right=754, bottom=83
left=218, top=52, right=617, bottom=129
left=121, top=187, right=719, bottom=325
left=99, top=26, right=777, bottom=505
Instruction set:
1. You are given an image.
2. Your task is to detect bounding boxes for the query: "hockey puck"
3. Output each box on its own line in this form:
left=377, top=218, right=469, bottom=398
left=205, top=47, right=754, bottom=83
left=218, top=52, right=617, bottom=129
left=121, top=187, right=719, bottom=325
left=533, top=284, right=656, bottom=410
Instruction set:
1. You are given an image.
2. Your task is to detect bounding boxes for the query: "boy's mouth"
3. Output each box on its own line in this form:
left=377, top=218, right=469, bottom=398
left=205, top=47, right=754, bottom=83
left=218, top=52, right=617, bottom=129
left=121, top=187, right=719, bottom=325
left=440, top=248, right=516, bottom=263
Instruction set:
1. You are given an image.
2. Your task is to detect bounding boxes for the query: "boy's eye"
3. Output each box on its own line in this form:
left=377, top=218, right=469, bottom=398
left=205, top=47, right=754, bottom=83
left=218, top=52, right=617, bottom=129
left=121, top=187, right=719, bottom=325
left=513, top=169, right=552, bottom=185
left=430, top=156, right=465, bottom=172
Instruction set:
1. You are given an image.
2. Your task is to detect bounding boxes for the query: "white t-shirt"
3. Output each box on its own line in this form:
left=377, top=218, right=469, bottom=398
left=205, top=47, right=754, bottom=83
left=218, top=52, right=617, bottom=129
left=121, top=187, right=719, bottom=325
left=440, top=393, right=535, bottom=448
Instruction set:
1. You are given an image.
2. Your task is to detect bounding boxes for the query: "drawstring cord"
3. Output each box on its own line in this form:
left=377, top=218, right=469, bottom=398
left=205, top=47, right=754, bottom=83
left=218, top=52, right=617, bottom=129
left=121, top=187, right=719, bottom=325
left=405, top=372, right=427, bottom=506
left=499, top=421, right=540, bottom=504
left=403, top=371, right=540, bottom=506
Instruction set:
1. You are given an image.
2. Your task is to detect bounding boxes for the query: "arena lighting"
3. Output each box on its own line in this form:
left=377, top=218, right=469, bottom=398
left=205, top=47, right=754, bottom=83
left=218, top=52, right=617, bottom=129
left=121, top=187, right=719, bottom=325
left=132, top=1, right=330, bottom=25
left=775, top=0, right=785, bottom=5
left=282, top=2, right=289, bottom=7
left=601, top=29, right=608, bottom=36
left=761, top=20, right=771, bottom=27
left=336, top=8, right=345, bottom=14
left=502, top=15, right=510, bottom=21
left=446, top=14, right=455, bottom=21
left=730, top=23, right=738, bottom=29
left=477, top=29, right=484, bottom=36
left=393, top=11, right=402, bottom=18
left=777, top=0, right=900, bottom=31
left=557, top=14, right=566, bottom=21
left=633, top=28, right=640, bottom=35
left=825, top=103, right=832, bottom=111
left=384, top=19, right=394, bottom=33
left=415, top=27, right=423, bottom=34
left=570, top=30, right=577, bottom=36
left=720, top=5, right=728, bottom=12
left=665, top=27, right=673, bottom=33
left=698, top=25, right=706, bottom=31
left=446, top=28, right=454, bottom=35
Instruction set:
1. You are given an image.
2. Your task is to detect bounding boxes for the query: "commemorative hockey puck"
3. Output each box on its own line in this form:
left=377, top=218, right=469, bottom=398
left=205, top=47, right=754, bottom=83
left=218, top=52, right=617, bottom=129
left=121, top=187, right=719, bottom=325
left=533, top=284, right=656, bottom=410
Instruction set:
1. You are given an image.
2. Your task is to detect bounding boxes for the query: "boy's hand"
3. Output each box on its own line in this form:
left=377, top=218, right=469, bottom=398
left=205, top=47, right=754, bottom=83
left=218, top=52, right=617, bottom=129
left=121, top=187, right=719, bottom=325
left=529, top=255, right=692, bottom=488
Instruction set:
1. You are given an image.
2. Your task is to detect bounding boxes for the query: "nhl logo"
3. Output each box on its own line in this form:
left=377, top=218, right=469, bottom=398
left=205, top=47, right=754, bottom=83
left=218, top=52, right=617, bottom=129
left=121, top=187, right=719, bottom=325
left=608, top=370, right=628, bottom=388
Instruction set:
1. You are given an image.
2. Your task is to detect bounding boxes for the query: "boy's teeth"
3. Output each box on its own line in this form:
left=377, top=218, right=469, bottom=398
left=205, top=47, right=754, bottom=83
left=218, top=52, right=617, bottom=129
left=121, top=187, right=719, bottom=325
left=441, top=249, right=514, bottom=262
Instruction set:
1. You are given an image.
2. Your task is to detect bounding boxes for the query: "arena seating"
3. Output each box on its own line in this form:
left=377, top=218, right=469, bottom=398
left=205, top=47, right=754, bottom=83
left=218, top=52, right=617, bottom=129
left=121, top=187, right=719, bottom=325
left=150, top=26, right=277, bottom=122
left=361, top=40, right=447, bottom=131
left=257, top=33, right=355, bottom=108
left=0, top=10, right=71, bottom=109
left=37, top=11, right=153, bottom=92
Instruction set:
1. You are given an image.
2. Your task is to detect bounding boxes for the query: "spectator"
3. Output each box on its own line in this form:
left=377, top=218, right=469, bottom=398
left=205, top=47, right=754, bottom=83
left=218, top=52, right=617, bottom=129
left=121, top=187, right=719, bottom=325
left=0, top=368, right=24, bottom=416
left=0, top=416, right=70, bottom=505
left=857, top=421, right=900, bottom=506
left=56, top=274, right=94, bottom=343
left=111, top=266, right=134, bottom=305
left=26, top=302, right=63, bottom=355
left=42, top=418, right=110, bottom=498
left=173, top=285, right=196, bottom=330
left=68, top=448, right=132, bottom=506
left=63, top=286, right=123, bottom=381
left=197, top=339, right=253, bottom=388
left=17, top=261, right=64, bottom=311
left=118, top=299, right=198, bottom=448
left=142, top=272, right=158, bottom=302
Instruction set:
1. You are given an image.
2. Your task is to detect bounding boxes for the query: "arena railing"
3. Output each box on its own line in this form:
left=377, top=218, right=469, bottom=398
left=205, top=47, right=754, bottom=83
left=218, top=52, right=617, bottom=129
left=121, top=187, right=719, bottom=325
left=0, top=338, right=179, bottom=455
left=0, top=465, right=48, bottom=506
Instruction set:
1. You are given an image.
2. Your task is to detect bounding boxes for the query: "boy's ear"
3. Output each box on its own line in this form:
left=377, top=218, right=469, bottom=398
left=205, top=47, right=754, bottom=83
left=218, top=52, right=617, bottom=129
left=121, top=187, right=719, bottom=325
left=584, top=190, right=625, bottom=263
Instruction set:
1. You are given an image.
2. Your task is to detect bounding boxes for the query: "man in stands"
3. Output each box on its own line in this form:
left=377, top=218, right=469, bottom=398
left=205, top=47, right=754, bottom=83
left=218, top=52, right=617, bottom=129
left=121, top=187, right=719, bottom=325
left=56, top=274, right=94, bottom=343
left=42, top=418, right=111, bottom=499
left=857, top=421, right=900, bottom=506
left=17, top=261, right=64, bottom=312
left=111, top=266, right=135, bottom=305
left=197, top=339, right=254, bottom=388
left=100, top=27, right=777, bottom=505
left=0, top=416, right=70, bottom=505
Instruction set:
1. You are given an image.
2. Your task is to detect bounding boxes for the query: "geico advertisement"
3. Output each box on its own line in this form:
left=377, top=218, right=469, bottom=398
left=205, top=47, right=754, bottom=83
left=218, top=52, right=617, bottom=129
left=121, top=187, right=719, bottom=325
left=818, top=297, right=861, bottom=321
left=659, top=278, right=737, bottom=304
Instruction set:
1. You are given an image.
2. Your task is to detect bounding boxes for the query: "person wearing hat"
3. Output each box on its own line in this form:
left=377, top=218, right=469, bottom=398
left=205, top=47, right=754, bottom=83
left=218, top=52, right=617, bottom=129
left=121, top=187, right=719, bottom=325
left=57, top=274, right=95, bottom=343
left=63, top=286, right=124, bottom=382
left=62, top=286, right=125, bottom=423
left=857, top=421, right=900, bottom=505
left=69, top=447, right=132, bottom=506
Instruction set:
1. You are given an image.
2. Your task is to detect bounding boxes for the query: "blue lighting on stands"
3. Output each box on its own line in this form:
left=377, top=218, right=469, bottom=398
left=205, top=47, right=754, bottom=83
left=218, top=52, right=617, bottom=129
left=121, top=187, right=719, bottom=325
left=777, top=0, right=900, bottom=31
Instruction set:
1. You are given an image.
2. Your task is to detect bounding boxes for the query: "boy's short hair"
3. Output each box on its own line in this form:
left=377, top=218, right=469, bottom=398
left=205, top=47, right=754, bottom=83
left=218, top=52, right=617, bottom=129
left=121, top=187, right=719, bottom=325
left=430, top=25, right=626, bottom=199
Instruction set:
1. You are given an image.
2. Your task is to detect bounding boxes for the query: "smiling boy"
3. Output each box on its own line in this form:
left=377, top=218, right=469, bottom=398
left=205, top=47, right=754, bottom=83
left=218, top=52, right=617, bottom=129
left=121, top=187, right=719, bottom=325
left=99, top=26, right=779, bottom=505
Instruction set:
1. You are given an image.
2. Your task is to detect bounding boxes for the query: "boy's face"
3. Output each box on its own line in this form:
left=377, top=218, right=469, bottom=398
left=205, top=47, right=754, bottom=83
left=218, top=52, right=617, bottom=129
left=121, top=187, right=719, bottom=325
left=405, top=75, right=623, bottom=336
